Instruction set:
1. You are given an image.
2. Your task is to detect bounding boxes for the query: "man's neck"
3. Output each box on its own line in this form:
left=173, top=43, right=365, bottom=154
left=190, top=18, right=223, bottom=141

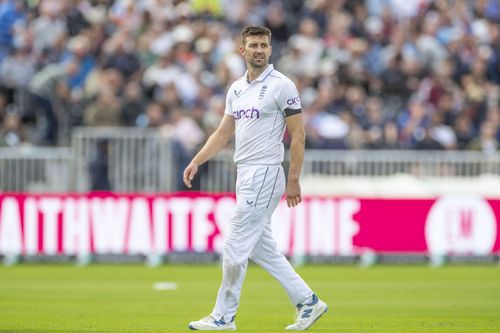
left=246, top=65, right=268, bottom=82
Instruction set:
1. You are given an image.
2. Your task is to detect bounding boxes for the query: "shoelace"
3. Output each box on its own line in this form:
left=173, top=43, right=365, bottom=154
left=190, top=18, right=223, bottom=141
left=295, top=302, right=318, bottom=324
left=206, top=315, right=235, bottom=326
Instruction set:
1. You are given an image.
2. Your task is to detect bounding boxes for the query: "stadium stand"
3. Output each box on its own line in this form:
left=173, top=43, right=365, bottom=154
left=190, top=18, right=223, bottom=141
left=0, top=0, right=499, bottom=156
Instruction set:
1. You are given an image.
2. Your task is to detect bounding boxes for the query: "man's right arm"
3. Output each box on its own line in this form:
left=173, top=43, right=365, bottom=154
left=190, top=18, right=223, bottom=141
left=183, top=114, right=235, bottom=188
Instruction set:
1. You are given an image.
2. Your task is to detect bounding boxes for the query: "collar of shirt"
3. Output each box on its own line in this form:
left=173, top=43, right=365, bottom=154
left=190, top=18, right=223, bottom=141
left=245, top=64, right=274, bottom=84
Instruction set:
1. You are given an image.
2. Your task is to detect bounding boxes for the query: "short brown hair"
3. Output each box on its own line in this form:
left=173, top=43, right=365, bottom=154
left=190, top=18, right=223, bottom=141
left=240, top=26, right=272, bottom=45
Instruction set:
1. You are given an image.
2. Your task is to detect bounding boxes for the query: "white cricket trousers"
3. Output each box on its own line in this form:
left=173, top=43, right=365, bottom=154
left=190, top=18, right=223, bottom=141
left=211, top=164, right=312, bottom=322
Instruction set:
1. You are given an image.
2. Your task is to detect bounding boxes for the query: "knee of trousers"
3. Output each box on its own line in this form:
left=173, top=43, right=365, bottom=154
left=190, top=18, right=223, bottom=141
left=223, top=205, right=267, bottom=265
left=222, top=243, right=248, bottom=267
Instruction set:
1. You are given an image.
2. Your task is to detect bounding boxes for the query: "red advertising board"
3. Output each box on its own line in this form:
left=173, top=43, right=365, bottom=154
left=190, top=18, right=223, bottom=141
left=0, top=193, right=498, bottom=256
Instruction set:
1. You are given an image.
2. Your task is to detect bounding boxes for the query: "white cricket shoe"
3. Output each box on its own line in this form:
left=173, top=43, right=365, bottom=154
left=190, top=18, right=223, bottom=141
left=188, top=315, right=236, bottom=331
left=285, top=294, right=328, bottom=331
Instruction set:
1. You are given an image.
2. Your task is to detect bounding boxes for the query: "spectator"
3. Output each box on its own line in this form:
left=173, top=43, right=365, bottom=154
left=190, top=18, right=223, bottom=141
left=83, top=88, right=122, bottom=127
left=164, top=105, right=205, bottom=189
left=454, top=114, right=475, bottom=150
left=165, top=105, right=205, bottom=154
left=121, top=80, right=147, bottom=126
left=398, top=100, right=431, bottom=148
left=364, top=96, right=387, bottom=148
left=203, top=94, right=225, bottom=136
left=88, top=138, right=111, bottom=191
left=0, top=111, right=27, bottom=147
left=264, top=1, right=290, bottom=63
left=64, top=0, right=90, bottom=37
left=28, top=60, right=79, bottom=145
left=0, top=28, right=35, bottom=92
left=468, top=120, right=499, bottom=154
left=428, top=112, right=457, bottom=150
left=0, top=91, right=8, bottom=122
left=30, top=0, right=66, bottom=53
left=382, top=121, right=402, bottom=149
left=101, top=29, right=141, bottom=79
left=288, top=18, right=324, bottom=76
left=137, top=101, right=166, bottom=128
left=63, top=34, right=95, bottom=93
left=0, top=0, right=27, bottom=60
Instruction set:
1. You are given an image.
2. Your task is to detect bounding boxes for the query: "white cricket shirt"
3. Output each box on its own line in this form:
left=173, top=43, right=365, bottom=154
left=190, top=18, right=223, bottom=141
left=224, top=64, right=302, bottom=165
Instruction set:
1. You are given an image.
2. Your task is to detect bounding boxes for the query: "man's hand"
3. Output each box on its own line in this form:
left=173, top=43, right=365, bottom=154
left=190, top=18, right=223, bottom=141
left=285, top=178, right=302, bottom=207
left=183, top=163, right=199, bottom=188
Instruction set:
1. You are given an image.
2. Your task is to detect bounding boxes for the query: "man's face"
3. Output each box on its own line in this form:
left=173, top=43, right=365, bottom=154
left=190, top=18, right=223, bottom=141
left=240, top=35, right=272, bottom=69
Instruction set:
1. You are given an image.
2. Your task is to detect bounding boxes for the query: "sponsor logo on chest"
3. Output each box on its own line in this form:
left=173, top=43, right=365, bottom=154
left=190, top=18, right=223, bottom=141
left=233, top=107, right=260, bottom=120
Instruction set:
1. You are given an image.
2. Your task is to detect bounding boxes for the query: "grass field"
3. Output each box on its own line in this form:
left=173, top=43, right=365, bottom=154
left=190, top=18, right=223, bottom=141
left=0, top=264, right=499, bottom=333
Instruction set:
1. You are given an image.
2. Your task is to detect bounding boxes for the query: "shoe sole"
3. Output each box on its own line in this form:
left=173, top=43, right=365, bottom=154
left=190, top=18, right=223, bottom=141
left=188, top=324, right=236, bottom=331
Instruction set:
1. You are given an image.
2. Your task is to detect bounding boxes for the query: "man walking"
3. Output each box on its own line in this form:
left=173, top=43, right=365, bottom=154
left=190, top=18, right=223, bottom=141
left=183, top=26, right=328, bottom=331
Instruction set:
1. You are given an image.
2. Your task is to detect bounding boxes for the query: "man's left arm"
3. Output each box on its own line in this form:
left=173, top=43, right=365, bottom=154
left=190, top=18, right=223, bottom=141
left=285, top=113, right=305, bottom=208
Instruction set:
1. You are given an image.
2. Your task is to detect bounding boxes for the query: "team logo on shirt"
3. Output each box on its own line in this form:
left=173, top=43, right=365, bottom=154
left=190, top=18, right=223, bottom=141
left=258, top=85, right=267, bottom=100
left=233, top=107, right=260, bottom=120
left=287, top=96, right=300, bottom=105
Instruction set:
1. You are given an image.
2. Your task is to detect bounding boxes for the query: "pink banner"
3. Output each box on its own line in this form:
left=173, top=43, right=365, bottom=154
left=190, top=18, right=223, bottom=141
left=0, top=193, right=498, bottom=256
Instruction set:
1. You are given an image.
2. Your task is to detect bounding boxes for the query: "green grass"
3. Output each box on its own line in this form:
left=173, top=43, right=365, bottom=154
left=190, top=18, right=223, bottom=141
left=0, top=264, right=499, bottom=332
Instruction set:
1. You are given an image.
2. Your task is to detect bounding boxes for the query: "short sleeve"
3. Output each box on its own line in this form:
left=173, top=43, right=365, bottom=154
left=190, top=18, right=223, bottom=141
left=277, top=79, right=302, bottom=115
left=224, top=87, right=233, bottom=117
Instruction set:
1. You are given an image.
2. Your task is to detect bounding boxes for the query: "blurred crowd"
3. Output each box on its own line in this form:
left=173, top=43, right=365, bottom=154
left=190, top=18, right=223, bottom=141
left=0, top=0, right=500, bottom=155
